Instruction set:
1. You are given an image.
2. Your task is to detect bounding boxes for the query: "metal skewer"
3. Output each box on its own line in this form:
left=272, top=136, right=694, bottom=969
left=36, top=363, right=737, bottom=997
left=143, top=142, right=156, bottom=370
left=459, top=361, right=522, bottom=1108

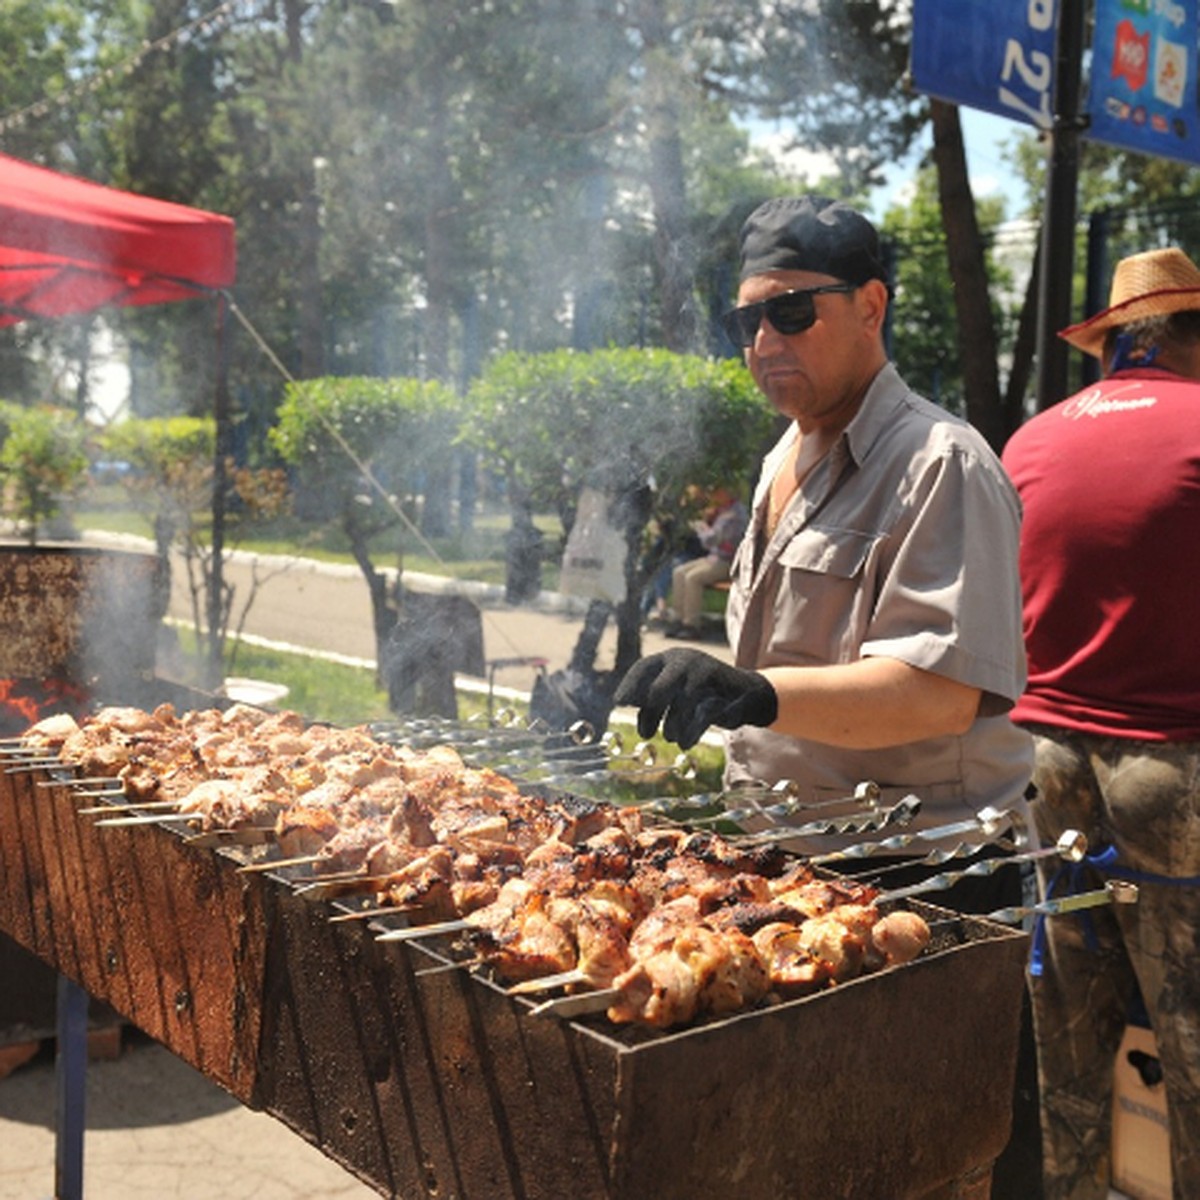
left=855, top=837, right=1024, bottom=881
left=328, top=904, right=420, bottom=924
left=875, top=830, right=1088, bottom=903
left=638, top=779, right=800, bottom=816
left=804, top=805, right=1014, bottom=862
left=184, top=827, right=275, bottom=849
left=292, top=875, right=396, bottom=900
left=734, top=794, right=923, bottom=845
left=527, top=987, right=622, bottom=1019
left=506, top=968, right=589, bottom=996
left=91, top=812, right=201, bottom=827
left=683, top=788, right=874, bottom=827
left=5, top=758, right=62, bottom=773
left=75, top=798, right=181, bottom=815
left=985, top=878, right=1139, bottom=924
left=237, top=853, right=324, bottom=874
left=413, top=958, right=484, bottom=978
left=376, top=918, right=478, bottom=943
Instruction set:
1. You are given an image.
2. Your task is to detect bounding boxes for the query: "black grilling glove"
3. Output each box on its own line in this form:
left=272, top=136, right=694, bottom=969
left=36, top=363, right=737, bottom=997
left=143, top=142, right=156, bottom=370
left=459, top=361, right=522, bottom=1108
left=613, top=647, right=778, bottom=750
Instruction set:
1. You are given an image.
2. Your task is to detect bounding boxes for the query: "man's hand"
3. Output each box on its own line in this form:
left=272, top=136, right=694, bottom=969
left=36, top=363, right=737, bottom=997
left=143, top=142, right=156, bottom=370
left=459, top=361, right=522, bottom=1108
left=613, top=648, right=778, bottom=749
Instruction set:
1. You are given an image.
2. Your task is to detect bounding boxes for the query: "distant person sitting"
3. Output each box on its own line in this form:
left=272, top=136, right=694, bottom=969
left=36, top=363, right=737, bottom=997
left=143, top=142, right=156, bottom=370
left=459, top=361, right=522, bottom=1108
left=664, top=485, right=747, bottom=639
left=640, top=486, right=706, bottom=626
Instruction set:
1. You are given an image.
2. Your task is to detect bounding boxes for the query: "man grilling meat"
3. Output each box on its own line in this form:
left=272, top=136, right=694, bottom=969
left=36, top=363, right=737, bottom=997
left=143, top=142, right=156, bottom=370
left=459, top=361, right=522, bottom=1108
left=616, top=196, right=1034, bottom=847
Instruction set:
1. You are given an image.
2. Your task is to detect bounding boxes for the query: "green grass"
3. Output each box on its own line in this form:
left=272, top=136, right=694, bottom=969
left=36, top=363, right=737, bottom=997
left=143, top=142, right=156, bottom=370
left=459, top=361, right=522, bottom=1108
left=170, top=626, right=394, bottom=726
left=224, top=642, right=395, bottom=726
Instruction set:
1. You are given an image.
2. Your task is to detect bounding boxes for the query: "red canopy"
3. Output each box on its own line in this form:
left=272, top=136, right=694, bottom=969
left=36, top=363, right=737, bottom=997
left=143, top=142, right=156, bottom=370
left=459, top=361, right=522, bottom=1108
left=0, top=152, right=236, bottom=327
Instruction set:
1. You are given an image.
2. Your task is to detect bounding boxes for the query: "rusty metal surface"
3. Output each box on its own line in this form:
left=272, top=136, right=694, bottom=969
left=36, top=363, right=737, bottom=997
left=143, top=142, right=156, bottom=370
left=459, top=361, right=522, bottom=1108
left=0, top=762, right=1030, bottom=1200
left=0, top=767, right=265, bottom=1102
left=0, top=543, right=159, bottom=690
left=605, top=903, right=1027, bottom=1199
left=253, top=886, right=622, bottom=1198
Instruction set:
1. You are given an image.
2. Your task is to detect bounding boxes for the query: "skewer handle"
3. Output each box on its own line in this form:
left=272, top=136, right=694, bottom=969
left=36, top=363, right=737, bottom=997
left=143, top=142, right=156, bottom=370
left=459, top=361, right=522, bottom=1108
left=986, top=879, right=1139, bottom=924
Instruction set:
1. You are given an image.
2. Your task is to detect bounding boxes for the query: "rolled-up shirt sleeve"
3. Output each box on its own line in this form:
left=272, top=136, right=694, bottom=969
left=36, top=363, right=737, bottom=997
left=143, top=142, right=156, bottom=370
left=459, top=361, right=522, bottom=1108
left=862, top=442, right=1027, bottom=713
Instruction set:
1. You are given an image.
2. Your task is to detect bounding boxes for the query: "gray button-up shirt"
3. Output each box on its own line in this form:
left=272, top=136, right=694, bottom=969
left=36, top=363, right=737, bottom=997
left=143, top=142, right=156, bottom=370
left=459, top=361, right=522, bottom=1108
left=724, top=363, right=1034, bottom=835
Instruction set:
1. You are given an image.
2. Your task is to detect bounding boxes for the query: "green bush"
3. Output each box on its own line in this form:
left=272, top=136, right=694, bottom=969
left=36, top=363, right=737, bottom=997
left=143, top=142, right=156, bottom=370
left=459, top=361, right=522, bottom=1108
left=270, top=375, right=460, bottom=527
left=463, top=347, right=770, bottom=516
left=0, top=402, right=90, bottom=543
left=101, top=415, right=217, bottom=531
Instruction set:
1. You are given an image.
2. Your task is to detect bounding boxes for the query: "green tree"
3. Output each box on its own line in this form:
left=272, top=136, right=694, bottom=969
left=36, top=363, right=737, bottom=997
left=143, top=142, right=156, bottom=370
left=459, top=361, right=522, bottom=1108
left=1007, top=127, right=1200, bottom=406
left=881, top=166, right=1014, bottom=420
left=0, top=403, right=90, bottom=544
left=464, top=347, right=771, bottom=682
left=269, top=375, right=459, bottom=669
left=0, top=0, right=93, bottom=407
left=102, top=415, right=291, bottom=685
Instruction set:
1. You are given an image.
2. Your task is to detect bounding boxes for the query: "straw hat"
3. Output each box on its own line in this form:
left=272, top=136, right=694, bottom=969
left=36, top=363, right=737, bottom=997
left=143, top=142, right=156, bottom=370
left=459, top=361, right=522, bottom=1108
left=1059, top=247, right=1200, bottom=358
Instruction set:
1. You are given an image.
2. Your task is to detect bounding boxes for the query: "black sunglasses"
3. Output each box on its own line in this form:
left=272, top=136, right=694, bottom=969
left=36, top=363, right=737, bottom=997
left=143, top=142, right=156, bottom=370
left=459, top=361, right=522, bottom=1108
left=720, top=282, right=858, bottom=348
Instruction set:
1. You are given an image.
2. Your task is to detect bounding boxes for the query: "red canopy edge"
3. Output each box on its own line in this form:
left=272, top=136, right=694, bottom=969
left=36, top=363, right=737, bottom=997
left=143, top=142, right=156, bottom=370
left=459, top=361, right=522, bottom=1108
left=0, top=152, right=236, bottom=327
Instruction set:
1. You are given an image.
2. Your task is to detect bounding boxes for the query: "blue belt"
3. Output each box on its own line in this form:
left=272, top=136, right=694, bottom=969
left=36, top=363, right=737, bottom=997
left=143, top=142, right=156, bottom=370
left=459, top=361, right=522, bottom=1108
left=1030, top=844, right=1200, bottom=976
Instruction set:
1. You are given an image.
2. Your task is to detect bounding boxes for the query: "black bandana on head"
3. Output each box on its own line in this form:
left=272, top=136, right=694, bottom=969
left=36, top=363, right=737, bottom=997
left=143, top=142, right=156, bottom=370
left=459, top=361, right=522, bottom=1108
left=738, top=196, right=887, bottom=286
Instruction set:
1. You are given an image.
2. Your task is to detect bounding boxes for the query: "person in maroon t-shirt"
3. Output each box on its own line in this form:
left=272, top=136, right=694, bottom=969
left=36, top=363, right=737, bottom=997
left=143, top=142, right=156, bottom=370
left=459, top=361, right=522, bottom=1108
left=1002, top=247, right=1200, bottom=1200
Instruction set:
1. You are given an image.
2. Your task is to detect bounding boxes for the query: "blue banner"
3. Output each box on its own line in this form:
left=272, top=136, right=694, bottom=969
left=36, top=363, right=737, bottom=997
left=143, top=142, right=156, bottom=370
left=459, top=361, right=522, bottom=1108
left=911, top=0, right=1058, bottom=129
left=1086, top=0, right=1200, bottom=164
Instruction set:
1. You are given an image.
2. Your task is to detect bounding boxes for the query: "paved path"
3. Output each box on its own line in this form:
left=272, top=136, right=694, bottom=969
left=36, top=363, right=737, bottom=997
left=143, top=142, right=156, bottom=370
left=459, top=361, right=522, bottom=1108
left=86, top=531, right=733, bottom=698
left=0, top=1032, right=378, bottom=1199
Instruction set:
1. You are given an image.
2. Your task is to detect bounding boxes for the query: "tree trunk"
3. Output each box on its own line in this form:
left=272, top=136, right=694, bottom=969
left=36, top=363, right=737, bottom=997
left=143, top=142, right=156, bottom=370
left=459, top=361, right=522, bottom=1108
left=612, top=482, right=653, bottom=678
left=1001, top=239, right=1042, bottom=446
left=929, top=99, right=1004, bottom=452
left=296, top=157, right=326, bottom=379
left=286, top=0, right=325, bottom=379
left=345, top=512, right=397, bottom=688
left=417, top=75, right=455, bottom=538
left=637, top=0, right=697, bottom=354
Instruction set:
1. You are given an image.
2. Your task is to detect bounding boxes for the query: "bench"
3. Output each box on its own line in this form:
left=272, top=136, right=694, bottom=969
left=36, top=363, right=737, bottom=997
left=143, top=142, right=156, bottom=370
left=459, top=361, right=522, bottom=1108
left=702, top=579, right=731, bottom=625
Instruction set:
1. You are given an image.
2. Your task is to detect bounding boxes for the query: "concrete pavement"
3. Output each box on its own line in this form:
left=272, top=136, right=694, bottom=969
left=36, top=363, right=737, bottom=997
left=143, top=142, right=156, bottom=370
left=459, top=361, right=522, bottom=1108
left=0, top=1031, right=378, bottom=1199
left=85, top=530, right=733, bottom=699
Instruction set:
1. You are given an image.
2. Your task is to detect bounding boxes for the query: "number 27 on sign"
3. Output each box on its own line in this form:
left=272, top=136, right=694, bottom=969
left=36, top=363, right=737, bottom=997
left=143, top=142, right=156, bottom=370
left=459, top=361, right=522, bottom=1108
left=998, top=0, right=1055, bottom=128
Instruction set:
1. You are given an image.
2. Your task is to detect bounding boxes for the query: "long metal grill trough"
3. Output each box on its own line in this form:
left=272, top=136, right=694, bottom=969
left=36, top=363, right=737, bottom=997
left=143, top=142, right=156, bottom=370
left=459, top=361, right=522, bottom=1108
left=0, top=707, right=1030, bottom=1200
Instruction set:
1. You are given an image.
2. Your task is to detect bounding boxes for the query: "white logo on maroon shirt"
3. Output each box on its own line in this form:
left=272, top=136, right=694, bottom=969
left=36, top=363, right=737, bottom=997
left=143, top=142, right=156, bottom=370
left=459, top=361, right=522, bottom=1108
left=1062, top=385, right=1158, bottom=419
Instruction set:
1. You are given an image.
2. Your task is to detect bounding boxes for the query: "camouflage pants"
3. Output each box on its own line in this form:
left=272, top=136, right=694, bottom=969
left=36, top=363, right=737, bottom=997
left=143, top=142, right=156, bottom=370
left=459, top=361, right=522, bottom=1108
left=1025, top=727, right=1200, bottom=1200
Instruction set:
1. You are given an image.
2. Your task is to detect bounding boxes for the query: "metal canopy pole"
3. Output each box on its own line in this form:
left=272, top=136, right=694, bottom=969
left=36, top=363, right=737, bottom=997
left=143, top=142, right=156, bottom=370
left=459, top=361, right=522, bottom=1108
left=1034, top=0, right=1088, bottom=411
left=1082, top=207, right=1111, bottom=387
left=207, top=292, right=232, bottom=689
left=54, top=974, right=88, bottom=1200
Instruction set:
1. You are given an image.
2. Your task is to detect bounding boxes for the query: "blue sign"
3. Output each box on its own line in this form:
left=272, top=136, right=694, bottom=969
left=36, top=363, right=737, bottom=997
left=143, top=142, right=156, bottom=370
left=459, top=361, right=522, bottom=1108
left=1086, top=0, right=1200, bottom=165
left=911, top=0, right=1059, bottom=130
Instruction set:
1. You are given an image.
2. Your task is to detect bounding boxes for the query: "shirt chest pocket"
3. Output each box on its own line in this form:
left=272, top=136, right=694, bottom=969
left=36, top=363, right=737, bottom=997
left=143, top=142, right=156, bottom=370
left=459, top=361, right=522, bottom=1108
left=770, top=526, right=879, bottom=664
